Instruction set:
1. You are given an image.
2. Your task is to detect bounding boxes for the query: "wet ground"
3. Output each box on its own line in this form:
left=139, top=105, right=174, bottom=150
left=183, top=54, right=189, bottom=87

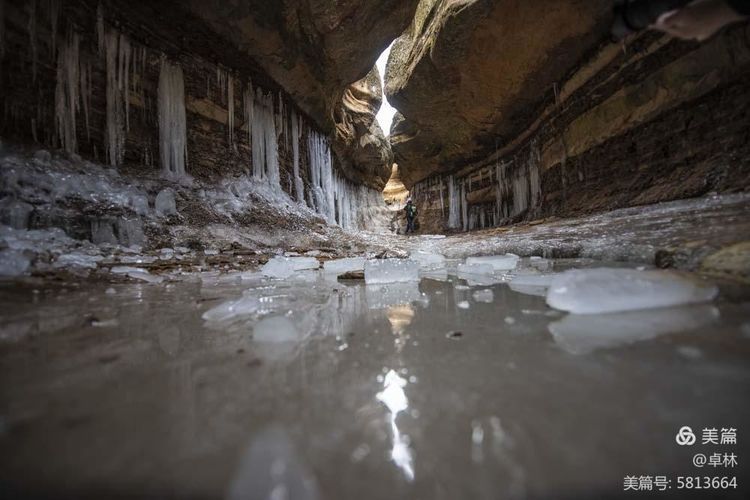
left=1, top=261, right=749, bottom=499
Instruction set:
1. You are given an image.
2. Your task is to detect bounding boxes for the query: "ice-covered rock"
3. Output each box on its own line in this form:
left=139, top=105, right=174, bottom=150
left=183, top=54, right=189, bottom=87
left=466, top=254, right=519, bottom=271
left=472, top=289, right=494, bottom=303
left=262, top=257, right=320, bottom=279
left=203, top=295, right=261, bottom=322
left=0, top=199, right=34, bottom=229
left=323, top=257, right=366, bottom=275
left=33, top=150, right=52, bottom=163
left=111, top=266, right=164, bottom=284
left=155, top=188, right=178, bottom=217
left=0, top=250, right=31, bottom=277
left=54, top=253, right=103, bottom=269
left=549, top=304, right=720, bottom=355
left=410, top=251, right=446, bottom=271
left=364, top=259, right=419, bottom=284
left=547, top=268, right=719, bottom=315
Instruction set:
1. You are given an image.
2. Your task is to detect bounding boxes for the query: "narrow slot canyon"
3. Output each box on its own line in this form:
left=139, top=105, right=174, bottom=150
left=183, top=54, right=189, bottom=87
left=0, top=1, right=749, bottom=499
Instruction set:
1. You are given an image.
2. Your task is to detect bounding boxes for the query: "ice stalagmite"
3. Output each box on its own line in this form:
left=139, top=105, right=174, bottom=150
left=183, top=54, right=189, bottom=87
left=158, top=58, right=188, bottom=179
left=55, top=33, right=80, bottom=155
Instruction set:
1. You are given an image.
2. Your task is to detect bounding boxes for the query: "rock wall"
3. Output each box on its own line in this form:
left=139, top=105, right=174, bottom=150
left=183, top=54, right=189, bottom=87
left=389, top=0, right=750, bottom=233
left=0, top=0, right=404, bottom=194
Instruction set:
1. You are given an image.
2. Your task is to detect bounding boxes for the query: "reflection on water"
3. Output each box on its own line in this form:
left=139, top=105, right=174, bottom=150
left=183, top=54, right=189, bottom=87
left=549, top=304, right=721, bottom=355
left=376, top=370, right=415, bottom=482
left=0, top=265, right=748, bottom=499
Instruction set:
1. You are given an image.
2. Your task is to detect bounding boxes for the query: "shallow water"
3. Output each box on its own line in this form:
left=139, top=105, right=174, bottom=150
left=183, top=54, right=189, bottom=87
left=1, top=265, right=749, bottom=499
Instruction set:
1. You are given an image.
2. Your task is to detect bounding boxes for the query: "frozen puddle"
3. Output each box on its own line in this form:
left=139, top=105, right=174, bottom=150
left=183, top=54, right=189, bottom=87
left=0, top=260, right=748, bottom=499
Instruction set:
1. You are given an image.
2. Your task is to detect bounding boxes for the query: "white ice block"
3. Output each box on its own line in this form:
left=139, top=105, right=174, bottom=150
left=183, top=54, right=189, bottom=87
left=262, top=257, right=320, bottom=279
left=547, top=268, right=719, bottom=315
left=364, top=259, right=419, bottom=284
left=323, top=257, right=366, bottom=275
left=465, top=254, right=519, bottom=271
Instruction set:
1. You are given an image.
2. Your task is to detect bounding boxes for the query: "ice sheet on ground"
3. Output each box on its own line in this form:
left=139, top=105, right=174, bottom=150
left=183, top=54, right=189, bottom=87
left=202, top=295, right=262, bottom=322
left=465, top=254, right=519, bottom=271
left=110, top=266, right=164, bottom=284
left=472, top=289, right=494, bottom=303
left=366, top=283, right=422, bottom=309
left=364, top=259, right=419, bottom=284
left=262, top=257, right=320, bottom=279
left=549, top=304, right=720, bottom=355
left=0, top=250, right=31, bottom=276
left=410, top=251, right=447, bottom=271
left=323, top=257, right=366, bottom=274
left=546, top=268, right=719, bottom=314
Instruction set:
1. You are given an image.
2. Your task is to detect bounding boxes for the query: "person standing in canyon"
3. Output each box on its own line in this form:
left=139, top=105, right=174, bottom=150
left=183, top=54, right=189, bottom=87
left=404, top=198, right=418, bottom=234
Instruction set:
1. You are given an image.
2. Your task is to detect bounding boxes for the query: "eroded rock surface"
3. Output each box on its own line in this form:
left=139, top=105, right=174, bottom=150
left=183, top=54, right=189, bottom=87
left=387, top=0, right=611, bottom=186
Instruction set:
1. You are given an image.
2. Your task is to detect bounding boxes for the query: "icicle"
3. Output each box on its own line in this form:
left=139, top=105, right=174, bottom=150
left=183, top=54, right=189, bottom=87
left=105, top=31, right=124, bottom=167
left=308, top=130, right=334, bottom=223
left=49, top=0, right=59, bottom=57
left=27, top=0, right=37, bottom=81
left=158, top=58, right=188, bottom=179
left=227, top=74, right=234, bottom=148
left=0, top=0, right=5, bottom=61
left=55, top=33, right=80, bottom=154
left=243, top=81, right=254, bottom=147
left=448, top=175, right=460, bottom=229
left=96, top=3, right=104, bottom=56
left=117, top=33, right=131, bottom=130
left=80, top=60, right=91, bottom=142
left=461, top=180, right=468, bottom=232
left=291, top=111, right=305, bottom=206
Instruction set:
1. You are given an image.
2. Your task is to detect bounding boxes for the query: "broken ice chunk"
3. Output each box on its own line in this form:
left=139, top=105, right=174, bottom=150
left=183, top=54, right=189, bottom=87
left=364, top=259, right=419, bottom=284
left=457, top=263, right=494, bottom=276
left=110, top=266, right=164, bottom=284
left=466, top=254, right=519, bottom=271
left=510, top=273, right=555, bottom=287
left=0, top=250, right=31, bottom=277
left=472, top=289, right=494, bottom=303
left=155, top=188, right=178, bottom=217
left=323, top=257, right=366, bottom=275
left=262, top=257, right=320, bottom=279
left=410, top=251, right=446, bottom=271
left=457, top=301, right=470, bottom=309
left=547, top=268, right=719, bottom=315
left=202, top=295, right=261, bottom=322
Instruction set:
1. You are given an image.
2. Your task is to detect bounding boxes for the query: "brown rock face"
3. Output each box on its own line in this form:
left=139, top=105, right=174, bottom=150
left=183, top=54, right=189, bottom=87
left=386, top=0, right=612, bottom=187
left=184, top=0, right=417, bottom=188
left=333, top=67, right=394, bottom=190
left=185, top=0, right=418, bottom=131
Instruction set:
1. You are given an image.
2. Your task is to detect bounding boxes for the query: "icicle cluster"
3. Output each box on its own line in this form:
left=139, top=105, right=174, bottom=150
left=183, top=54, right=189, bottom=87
left=54, top=33, right=80, bottom=155
left=158, top=58, right=187, bottom=179
left=308, top=130, right=336, bottom=223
